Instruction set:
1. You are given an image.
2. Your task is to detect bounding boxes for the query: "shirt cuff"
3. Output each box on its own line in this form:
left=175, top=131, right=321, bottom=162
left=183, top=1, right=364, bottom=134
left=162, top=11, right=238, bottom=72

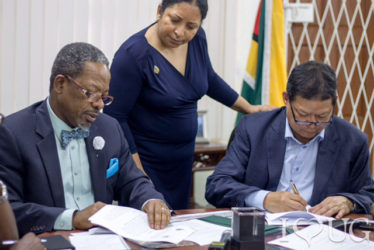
left=53, top=209, right=76, bottom=230
left=245, top=190, right=270, bottom=210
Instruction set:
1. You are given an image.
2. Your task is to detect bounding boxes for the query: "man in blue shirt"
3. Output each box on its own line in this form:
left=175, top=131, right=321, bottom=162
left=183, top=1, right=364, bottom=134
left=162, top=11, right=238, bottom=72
left=206, top=61, right=374, bottom=218
left=0, top=43, right=170, bottom=236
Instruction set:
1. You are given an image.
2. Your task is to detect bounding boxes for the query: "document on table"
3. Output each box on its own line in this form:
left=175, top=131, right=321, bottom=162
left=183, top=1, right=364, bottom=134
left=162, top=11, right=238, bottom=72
left=181, top=219, right=230, bottom=245
left=88, top=205, right=232, bottom=246
left=268, top=224, right=374, bottom=249
left=89, top=205, right=193, bottom=244
left=69, top=233, right=130, bottom=250
left=265, top=210, right=334, bottom=226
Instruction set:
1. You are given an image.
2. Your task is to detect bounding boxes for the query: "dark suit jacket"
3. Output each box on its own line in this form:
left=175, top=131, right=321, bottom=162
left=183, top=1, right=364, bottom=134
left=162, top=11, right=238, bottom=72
left=206, top=107, right=374, bottom=213
left=0, top=100, right=164, bottom=236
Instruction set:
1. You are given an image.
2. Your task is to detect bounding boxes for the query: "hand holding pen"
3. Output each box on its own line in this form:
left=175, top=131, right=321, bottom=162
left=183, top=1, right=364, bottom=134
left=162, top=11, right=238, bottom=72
left=264, top=190, right=308, bottom=213
left=291, top=181, right=310, bottom=211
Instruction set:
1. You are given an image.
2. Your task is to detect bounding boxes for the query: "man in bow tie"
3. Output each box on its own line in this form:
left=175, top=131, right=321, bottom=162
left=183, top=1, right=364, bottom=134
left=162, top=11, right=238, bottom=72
left=0, top=42, right=171, bottom=236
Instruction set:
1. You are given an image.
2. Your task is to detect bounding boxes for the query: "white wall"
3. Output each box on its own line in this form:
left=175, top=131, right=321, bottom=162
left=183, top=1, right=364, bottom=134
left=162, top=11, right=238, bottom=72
left=200, top=0, right=261, bottom=141
left=0, top=0, right=260, bottom=141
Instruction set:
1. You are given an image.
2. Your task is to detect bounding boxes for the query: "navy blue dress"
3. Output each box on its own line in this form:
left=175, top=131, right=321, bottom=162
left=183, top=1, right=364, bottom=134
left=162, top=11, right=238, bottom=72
left=104, top=26, right=238, bottom=209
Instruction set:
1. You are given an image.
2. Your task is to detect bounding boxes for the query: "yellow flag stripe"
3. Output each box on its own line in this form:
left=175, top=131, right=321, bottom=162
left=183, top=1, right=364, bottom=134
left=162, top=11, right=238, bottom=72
left=269, top=0, right=287, bottom=107
left=246, top=40, right=259, bottom=81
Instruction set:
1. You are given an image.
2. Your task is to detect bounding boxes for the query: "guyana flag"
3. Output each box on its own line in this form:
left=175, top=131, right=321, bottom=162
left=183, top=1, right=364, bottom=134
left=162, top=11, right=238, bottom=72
left=236, top=0, right=287, bottom=124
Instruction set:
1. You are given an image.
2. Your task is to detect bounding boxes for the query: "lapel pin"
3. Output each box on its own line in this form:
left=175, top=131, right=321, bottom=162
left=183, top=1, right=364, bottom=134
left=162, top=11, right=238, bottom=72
left=93, top=136, right=105, bottom=150
left=154, top=65, right=160, bottom=74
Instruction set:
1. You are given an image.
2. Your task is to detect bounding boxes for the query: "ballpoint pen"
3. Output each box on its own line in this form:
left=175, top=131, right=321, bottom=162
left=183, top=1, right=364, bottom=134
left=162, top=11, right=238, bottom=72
left=291, top=180, right=300, bottom=195
left=291, top=181, right=311, bottom=210
left=2, top=239, right=47, bottom=246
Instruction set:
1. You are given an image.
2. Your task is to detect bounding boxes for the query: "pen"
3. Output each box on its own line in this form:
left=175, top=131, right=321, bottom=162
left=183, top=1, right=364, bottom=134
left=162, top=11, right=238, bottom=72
left=2, top=239, right=47, bottom=246
left=291, top=181, right=309, bottom=210
left=291, top=181, right=300, bottom=195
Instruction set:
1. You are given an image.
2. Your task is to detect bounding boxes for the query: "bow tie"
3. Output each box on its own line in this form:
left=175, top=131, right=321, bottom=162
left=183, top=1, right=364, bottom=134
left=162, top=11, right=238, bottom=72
left=60, top=128, right=90, bottom=149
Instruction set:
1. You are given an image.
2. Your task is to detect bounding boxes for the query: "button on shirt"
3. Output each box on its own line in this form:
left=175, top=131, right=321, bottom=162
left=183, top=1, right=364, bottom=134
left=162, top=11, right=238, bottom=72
left=47, top=99, right=95, bottom=230
left=245, top=117, right=325, bottom=209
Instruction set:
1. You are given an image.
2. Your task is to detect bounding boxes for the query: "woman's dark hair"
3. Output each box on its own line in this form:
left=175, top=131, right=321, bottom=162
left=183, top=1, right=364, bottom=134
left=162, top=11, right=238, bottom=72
left=161, top=0, right=208, bottom=20
left=287, top=61, right=337, bottom=106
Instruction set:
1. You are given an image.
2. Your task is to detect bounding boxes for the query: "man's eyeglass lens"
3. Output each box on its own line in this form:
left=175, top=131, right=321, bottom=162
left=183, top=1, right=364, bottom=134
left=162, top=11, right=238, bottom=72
left=65, top=75, right=113, bottom=106
left=290, top=103, right=332, bottom=126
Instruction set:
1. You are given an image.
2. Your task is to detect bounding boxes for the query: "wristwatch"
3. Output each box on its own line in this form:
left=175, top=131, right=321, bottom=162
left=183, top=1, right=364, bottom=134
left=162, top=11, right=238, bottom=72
left=0, top=180, right=8, bottom=204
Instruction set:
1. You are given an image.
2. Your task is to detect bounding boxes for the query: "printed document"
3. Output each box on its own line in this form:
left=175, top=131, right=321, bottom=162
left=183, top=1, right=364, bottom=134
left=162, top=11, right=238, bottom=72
left=89, top=205, right=193, bottom=244
left=88, top=205, right=231, bottom=246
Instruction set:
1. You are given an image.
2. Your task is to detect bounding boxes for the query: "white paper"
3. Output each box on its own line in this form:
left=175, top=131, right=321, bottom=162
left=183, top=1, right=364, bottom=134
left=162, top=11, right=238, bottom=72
left=266, top=210, right=334, bottom=226
left=181, top=219, right=231, bottom=245
left=268, top=224, right=374, bottom=249
left=171, top=210, right=232, bottom=223
left=69, top=234, right=130, bottom=250
left=88, top=205, right=193, bottom=244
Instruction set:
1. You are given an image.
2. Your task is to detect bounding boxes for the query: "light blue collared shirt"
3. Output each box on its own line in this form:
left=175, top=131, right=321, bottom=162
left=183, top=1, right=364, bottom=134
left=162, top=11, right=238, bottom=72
left=245, top=117, right=325, bottom=209
left=47, top=99, right=95, bottom=230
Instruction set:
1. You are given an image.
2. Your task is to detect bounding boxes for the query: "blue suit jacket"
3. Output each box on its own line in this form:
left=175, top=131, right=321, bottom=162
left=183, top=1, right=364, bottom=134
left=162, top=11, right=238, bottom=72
left=206, top=107, right=374, bottom=213
left=0, top=100, right=164, bottom=236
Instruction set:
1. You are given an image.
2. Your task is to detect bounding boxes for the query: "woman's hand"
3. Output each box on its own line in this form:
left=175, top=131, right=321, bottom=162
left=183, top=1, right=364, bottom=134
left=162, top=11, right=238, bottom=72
left=231, top=96, right=278, bottom=114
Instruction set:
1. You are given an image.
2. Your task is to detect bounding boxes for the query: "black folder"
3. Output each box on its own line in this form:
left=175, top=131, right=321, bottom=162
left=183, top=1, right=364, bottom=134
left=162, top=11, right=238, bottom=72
left=41, top=235, right=75, bottom=250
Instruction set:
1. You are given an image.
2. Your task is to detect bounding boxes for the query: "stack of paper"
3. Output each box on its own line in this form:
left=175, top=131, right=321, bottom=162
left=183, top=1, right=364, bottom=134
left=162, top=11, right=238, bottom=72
left=89, top=205, right=192, bottom=244
left=88, top=205, right=230, bottom=247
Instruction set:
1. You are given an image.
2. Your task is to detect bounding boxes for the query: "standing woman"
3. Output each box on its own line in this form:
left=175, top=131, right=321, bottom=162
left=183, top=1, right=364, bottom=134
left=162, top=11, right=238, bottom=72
left=104, top=0, right=274, bottom=209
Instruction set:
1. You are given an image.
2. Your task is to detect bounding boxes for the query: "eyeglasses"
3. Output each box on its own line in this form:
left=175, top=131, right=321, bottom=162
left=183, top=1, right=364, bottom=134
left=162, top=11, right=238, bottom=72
left=64, top=75, right=114, bottom=106
left=0, top=113, right=3, bottom=125
left=290, top=102, right=333, bottom=127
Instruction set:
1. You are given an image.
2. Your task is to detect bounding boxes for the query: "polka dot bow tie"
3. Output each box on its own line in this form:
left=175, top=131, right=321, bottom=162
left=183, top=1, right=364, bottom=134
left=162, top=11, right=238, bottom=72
left=60, top=128, right=89, bottom=149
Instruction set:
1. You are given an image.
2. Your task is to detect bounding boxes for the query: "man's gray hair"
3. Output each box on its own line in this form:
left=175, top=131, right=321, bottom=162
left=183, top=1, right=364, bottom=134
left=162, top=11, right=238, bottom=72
left=49, top=42, right=109, bottom=92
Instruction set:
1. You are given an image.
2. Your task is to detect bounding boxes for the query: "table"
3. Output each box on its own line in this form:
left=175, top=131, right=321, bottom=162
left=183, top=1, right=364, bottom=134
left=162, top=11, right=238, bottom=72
left=38, top=209, right=374, bottom=249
